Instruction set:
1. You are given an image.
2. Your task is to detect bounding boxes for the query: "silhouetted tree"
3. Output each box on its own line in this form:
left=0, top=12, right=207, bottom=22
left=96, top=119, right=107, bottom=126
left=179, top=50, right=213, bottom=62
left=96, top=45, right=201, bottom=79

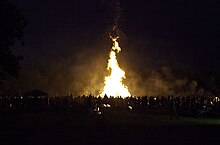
left=0, top=0, right=26, bottom=83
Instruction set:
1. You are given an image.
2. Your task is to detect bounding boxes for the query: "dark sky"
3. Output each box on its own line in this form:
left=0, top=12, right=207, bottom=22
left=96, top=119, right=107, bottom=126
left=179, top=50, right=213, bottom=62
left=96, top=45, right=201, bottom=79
left=12, top=0, right=219, bottom=69
left=9, top=0, right=220, bottom=95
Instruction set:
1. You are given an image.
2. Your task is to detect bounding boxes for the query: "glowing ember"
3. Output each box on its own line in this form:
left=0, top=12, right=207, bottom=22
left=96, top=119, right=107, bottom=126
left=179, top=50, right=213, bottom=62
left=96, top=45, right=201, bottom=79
left=100, top=35, right=131, bottom=98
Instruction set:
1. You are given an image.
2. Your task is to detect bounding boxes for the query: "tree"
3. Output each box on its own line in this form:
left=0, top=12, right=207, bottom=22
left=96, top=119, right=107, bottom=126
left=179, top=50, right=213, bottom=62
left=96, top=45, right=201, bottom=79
left=0, top=0, right=26, bottom=83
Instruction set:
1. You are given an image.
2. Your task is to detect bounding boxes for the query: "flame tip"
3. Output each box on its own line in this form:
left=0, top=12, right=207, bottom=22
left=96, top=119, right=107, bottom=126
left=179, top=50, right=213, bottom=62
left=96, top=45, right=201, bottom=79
left=100, top=36, right=131, bottom=98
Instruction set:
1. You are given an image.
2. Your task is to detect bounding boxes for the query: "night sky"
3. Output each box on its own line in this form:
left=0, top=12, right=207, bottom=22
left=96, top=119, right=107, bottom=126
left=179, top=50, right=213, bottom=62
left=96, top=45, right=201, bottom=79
left=9, top=0, right=220, bottom=96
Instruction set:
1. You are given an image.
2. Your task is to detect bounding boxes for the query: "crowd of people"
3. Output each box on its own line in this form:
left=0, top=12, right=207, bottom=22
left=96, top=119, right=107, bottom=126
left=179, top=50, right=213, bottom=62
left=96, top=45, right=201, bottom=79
left=0, top=94, right=220, bottom=118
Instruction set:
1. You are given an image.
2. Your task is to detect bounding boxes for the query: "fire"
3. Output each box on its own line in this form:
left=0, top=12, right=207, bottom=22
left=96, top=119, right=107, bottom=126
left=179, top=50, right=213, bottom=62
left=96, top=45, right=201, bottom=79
left=100, top=36, right=131, bottom=98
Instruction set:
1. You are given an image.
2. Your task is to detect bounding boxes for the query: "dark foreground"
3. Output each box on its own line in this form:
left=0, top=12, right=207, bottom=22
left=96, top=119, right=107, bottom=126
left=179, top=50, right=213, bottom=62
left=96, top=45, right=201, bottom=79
left=1, top=111, right=220, bottom=145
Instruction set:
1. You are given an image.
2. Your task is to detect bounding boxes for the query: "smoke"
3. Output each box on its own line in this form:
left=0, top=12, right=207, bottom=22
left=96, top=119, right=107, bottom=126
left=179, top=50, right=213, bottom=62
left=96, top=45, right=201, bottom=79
left=71, top=48, right=107, bottom=96
left=7, top=42, right=216, bottom=97
left=8, top=38, right=110, bottom=96
left=99, top=0, right=125, bottom=38
left=4, top=0, right=218, bottom=97
left=125, top=65, right=214, bottom=96
left=100, top=0, right=123, bottom=25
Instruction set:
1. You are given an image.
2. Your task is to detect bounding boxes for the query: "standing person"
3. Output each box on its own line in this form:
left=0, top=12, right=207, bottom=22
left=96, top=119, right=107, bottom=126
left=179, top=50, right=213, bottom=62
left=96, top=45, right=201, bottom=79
left=170, top=97, right=178, bottom=119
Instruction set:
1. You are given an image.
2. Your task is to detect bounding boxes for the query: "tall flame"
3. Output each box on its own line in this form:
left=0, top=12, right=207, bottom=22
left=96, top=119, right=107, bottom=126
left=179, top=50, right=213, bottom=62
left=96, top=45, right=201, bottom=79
left=100, top=36, right=131, bottom=98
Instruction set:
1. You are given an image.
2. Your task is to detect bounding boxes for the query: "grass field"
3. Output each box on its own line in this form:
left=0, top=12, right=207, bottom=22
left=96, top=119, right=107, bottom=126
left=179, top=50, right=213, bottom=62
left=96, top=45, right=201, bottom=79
left=0, top=111, right=220, bottom=145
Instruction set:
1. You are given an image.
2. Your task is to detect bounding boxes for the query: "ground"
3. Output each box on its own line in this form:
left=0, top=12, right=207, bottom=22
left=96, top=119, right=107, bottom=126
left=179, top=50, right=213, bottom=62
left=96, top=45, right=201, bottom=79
left=0, top=111, right=220, bottom=145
